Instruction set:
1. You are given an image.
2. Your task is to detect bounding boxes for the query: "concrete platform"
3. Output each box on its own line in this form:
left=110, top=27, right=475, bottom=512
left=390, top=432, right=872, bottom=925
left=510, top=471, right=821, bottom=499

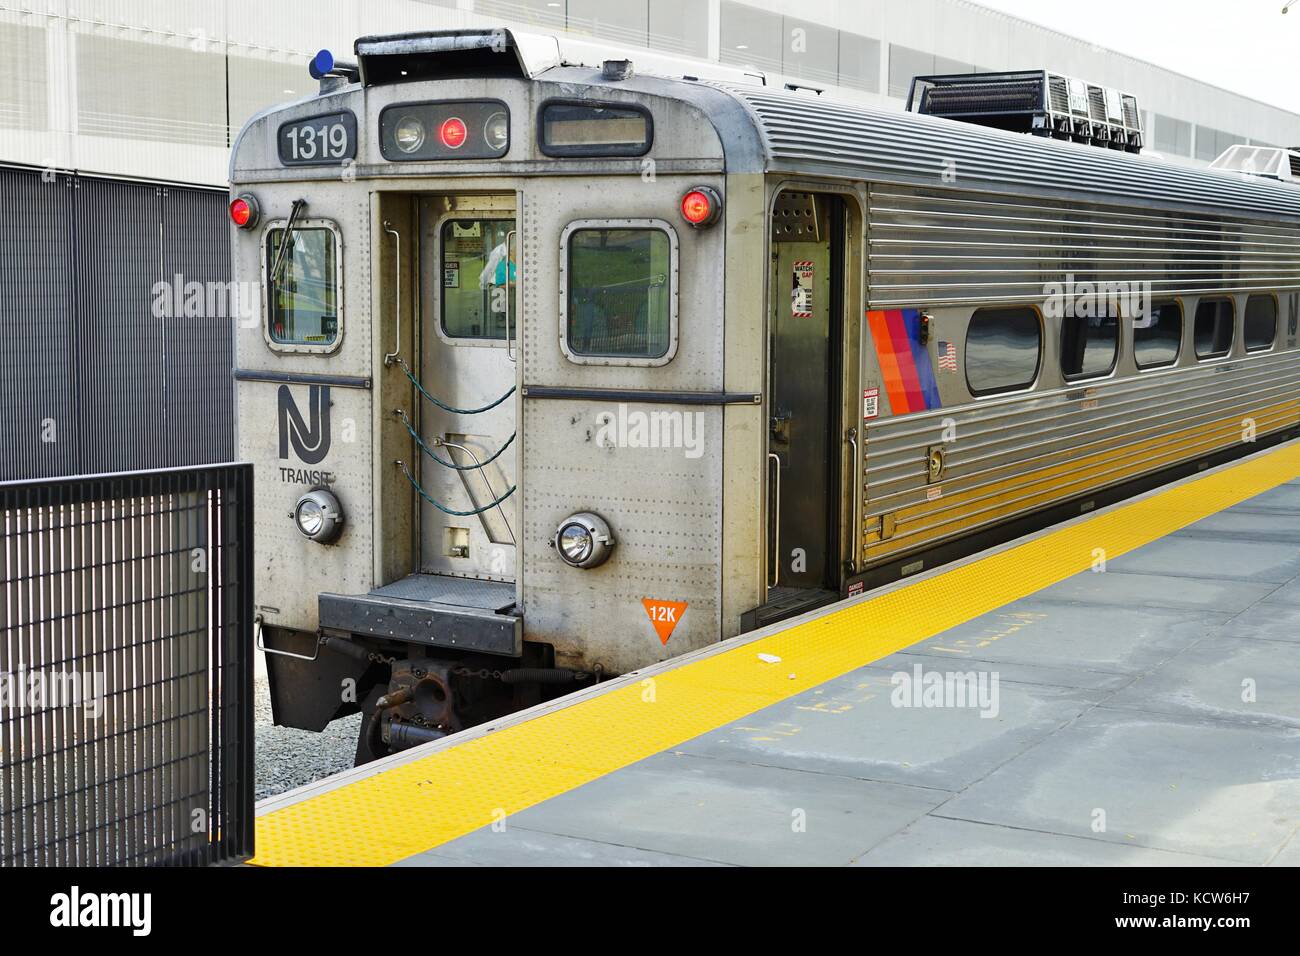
left=252, top=441, right=1300, bottom=867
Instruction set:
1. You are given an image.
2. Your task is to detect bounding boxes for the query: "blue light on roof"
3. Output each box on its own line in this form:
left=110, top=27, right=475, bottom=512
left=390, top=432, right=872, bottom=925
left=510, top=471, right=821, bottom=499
left=308, top=49, right=335, bottom=80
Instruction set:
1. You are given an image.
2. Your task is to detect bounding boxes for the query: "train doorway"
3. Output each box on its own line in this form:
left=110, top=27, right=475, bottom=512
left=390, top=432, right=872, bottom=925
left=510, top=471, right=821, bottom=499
left=415, top=194, right=518, bottom=583
left=763, top=191, right=846, bottom=620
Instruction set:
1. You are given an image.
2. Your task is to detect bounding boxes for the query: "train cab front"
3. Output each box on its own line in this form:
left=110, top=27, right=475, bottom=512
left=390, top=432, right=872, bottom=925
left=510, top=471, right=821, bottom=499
left=230, top=27, right=738, bottom=765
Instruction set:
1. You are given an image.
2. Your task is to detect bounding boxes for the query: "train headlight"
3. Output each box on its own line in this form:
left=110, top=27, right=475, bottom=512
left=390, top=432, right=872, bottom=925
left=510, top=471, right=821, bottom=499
left=292, top=489, right=344, bottom=544
left=551, top=512, right=615, bottom=569
left=483, top=111, right=509, bottom=151
left=394, top=115, right=426, bottom=153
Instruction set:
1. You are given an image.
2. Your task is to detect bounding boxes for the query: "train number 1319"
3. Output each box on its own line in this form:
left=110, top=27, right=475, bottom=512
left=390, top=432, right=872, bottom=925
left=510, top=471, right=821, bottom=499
left=278, top=112, right=358, bottom=166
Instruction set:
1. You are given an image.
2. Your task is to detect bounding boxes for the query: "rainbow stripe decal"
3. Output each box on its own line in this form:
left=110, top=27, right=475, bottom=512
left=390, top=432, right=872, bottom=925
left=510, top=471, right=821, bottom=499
left=867, top=308, right=941, bottom=415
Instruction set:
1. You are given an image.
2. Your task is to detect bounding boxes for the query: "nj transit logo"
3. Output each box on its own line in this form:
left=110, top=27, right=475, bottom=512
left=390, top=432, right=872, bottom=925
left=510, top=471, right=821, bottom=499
left=277, top=385, right=331, bottom=464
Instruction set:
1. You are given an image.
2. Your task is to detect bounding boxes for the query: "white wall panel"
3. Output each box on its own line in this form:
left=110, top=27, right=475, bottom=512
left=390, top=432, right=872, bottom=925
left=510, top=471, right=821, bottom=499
left=0, top=0, right=1298, bottom=187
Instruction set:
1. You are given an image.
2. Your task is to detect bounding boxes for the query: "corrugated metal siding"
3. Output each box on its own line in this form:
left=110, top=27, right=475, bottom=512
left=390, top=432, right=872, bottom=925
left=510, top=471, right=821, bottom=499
left=861, top=353, right=1300, bottom=564
left=867, top=185, right=1300, bottom=307
left=724, top=86, right=1300, bottom=223
left=0, top=166, right=233, bottom=480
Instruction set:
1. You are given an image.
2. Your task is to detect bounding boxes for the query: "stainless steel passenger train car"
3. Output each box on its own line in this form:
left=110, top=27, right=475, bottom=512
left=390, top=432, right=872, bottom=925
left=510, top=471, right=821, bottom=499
left=232, top=28, right=1300, bottom=760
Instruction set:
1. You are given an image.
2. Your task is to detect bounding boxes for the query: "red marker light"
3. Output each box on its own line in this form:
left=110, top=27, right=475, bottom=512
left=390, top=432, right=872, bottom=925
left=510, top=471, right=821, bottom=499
left=680, top=186, right=721, bottom=228
left=228, top=194, right=258, bottom=229
left=439, top=117, right=468, bottom=149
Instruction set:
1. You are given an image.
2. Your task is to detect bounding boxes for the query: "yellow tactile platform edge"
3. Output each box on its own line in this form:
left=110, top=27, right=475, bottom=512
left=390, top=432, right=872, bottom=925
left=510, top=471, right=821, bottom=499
left=252, top=441, right=1300, bottom=866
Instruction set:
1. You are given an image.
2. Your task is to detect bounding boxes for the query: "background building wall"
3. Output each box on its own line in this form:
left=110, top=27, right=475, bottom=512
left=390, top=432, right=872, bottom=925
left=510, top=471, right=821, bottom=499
left=4, top=0, right=1300, bottom=188
left=3, top=0, right=1298, bottom=479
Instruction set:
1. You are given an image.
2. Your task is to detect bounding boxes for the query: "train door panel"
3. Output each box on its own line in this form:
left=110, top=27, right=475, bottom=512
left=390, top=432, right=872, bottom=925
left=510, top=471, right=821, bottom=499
left=417, top=194, right=518, bottom=582
left=767, top=192, right=844, bottom=594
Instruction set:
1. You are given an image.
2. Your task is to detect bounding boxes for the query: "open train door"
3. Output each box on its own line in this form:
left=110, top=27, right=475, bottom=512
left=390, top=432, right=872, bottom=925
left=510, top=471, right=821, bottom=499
left=750, top=190, right=851, bottom=629
left=414, top=194, right=519, bottom=584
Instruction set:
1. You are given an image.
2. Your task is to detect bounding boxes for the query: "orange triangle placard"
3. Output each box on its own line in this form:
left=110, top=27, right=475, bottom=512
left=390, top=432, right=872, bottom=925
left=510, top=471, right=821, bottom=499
left=642, top=598, right=688, bottom=645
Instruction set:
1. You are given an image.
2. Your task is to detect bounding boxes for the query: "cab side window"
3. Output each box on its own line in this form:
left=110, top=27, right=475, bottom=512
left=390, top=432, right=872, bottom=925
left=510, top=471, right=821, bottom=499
left=264, top=222, right=341, bottom=352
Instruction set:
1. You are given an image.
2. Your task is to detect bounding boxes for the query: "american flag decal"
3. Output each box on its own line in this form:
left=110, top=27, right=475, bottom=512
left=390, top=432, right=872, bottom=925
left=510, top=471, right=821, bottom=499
left=937, top=340, right=958, bottom=372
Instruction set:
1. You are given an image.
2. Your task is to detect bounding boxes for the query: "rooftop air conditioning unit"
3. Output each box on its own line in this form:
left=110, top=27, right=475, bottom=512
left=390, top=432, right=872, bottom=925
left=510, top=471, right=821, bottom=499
left=906, top=70, right=1143, bottom=153
left=1208, top=144, right=1300, bottom=183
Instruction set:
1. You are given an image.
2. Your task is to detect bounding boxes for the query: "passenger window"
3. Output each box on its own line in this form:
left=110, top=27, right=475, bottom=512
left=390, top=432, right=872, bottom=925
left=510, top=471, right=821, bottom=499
left=1193, top=298, right=1234, bottom=359
left=1134, top=300, right=1182, bottom=369
left=1060, top=312, right=1119, bottom=380
left=440, top=218, right=516, bottom=340
left=1243, top=294, right=1277, bottom=352
left=562, top=221, right=677, bottom=363
left=965, top=307, right=1041, bottom=395
left=265, top=225, right=340, bottom=349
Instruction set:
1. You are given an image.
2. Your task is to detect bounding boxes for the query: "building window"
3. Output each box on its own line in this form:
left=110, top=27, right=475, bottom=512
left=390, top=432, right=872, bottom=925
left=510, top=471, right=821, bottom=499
left=475, top=0, right=566, bottom=31
left=933, top=55, right=977, bottom=76
left=1243, top=294, right=1277, bottom=352
left=264, top=222, right=341, bottom=352
left=561, top=220, right=678, bottom=364
left=1060, top=313, right=1119, bottom=380
left=965, top=307, right=1041, bottom=395
left=781, top=16, right=839, bottom=87
left=888, top=45, right=934, bottom=99
left=648, top=0, right=709, bottom=57
left=1193, top=297, right=1234, bottom=359
left=838, top=31, right=880, bottom=93
left=440, top=217, right=515, bottom=341
left=567, top=0, right=648, bottom=48
left=719, top=0, right=782, bottom=73
left=1134, top=300, right=1182, bottom=369
left=1153, top=113, right=1192, bottom=156
left=1195, top=126, right=1246, bottom=163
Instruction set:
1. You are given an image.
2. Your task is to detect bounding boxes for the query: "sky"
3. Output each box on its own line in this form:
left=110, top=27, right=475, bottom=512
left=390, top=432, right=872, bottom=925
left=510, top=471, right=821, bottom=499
left=970, top=0, right=1300, bottom=114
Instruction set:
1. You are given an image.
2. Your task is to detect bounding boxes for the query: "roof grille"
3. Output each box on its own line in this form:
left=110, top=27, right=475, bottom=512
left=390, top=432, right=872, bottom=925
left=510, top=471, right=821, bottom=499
left=1048, top=75, right=1069, bottom=114
left=906, top=70, right=1143, bottom=153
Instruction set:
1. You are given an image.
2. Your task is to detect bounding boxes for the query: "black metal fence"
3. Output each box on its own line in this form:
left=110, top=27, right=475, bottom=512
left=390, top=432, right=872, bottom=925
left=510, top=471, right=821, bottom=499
left=0, top=164, right=234, bottom=481
left=0, top=464, right=253, bottom=866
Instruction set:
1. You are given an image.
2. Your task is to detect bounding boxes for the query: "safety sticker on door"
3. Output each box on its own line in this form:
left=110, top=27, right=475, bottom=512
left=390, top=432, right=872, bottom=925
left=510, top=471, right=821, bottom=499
left=642, top=598, right=688, bottom=645
left=792, top=260, right=814, bottom=318
left=863, top=387, right=879, bottom=421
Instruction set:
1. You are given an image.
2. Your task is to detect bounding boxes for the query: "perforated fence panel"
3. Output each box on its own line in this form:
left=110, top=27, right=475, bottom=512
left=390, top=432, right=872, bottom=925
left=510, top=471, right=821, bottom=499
left=0, top=165, right=233, bottom=481
left=0, top=464, right=254, bottom=866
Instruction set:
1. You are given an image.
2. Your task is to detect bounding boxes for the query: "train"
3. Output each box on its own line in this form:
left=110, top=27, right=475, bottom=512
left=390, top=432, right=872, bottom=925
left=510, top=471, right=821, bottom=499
left=230, top=27, right=1300, bottom=762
